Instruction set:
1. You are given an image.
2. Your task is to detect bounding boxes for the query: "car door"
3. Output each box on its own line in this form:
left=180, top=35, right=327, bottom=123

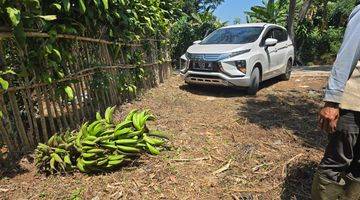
left=262, top=28, right=280, bottom=77
left=273, top=28, right=289, bottom=74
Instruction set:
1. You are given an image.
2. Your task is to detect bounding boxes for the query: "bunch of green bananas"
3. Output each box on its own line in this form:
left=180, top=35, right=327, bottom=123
left=35, top=132, right=77, bottom=174
left=74, top=108, right=167, bottom=172
left=35, top=106, right=168, bottom=174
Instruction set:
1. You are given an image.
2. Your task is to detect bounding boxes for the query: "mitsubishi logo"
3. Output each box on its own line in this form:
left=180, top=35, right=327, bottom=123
left=199, top=62, right=206, bottom=69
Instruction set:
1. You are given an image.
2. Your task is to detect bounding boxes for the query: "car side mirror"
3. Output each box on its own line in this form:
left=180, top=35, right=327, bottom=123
left=193, top=40, right=202, bottom=44
left=264, top=38, right=278, bottom=47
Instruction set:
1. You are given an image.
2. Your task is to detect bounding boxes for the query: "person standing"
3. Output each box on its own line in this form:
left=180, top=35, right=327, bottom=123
left=312, top=3, right=360, bottom=200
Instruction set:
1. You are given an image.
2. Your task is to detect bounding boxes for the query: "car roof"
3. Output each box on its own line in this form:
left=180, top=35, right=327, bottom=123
left=221, top=23, right=286, bottom=30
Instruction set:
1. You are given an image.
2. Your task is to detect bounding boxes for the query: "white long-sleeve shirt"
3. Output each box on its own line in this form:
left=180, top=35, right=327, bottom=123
left=324, top=5, right=360, bottom=103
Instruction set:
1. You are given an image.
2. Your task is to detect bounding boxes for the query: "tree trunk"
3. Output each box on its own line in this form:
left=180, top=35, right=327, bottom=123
left=321, top=0, right=329, bottom=30
left=299, top=0, right=313, bottom=21
left=286, top=0, right=296, bottom=44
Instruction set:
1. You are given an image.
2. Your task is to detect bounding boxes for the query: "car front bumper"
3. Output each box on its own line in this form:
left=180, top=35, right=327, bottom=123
left=180, top=70, right=251, bottom=87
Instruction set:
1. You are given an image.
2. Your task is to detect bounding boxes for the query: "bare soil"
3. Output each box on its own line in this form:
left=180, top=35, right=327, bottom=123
left=0, top=74, right=328, bottom=200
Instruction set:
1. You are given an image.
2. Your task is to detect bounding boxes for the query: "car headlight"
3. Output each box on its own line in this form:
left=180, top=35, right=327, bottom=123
left=229, top=49, right=251, bottom=58
left=180, top=58, right=189, bottom=73
left=185, top=52, right=191, bottom=59
left=235, top=60, right=247, bottom=73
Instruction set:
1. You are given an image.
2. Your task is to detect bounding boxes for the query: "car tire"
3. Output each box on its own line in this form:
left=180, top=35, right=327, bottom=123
left=247, top=67, right=260, bottom=95
left=280, top=59, right=293, bottom=81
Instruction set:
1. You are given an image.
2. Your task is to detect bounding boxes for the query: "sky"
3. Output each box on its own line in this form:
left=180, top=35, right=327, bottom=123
left=214, top=0, right=263, bottom=24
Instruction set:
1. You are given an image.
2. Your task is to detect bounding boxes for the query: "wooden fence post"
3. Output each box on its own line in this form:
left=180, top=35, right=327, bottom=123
left=8, top=91, right=32, bottom=151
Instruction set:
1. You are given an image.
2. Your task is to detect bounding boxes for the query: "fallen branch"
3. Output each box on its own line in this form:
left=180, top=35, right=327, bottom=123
left=231, top=194, right=240, bottom=200
left=171, top=156, right=210, bottom=162
left=254, top=153, right=305, bottom=177
left=213, top=159, right=232, bottom=175
left=281, top=153, right=304, bottom=178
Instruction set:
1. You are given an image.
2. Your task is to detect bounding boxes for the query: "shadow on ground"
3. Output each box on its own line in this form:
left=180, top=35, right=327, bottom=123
left=281, top=161, right=317, bottom=200
left=179, top=77, right=283, bottom=98
left=293, top=65, right=332, bottom=72
left=0, top=155, right=31, bottom=178
left=237, top=90, right=327, bottom=149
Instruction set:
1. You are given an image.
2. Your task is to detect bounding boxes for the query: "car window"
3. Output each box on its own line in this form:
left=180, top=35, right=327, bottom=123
left=260, top=29, right=275, bottom=46
left=274, top=28, right=288, bottom=42
left=201, top=27, right=264, bottom=45
left=264, top=29, right=274, bottom=39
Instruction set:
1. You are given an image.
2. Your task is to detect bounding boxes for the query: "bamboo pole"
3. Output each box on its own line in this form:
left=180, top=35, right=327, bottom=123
left=50, top=86, right=64, bottom=132
left=104, top=44, right=116, bottom=105
left=0, top=118, right=16, bottom=155
left=50, top=88, right=63, bottom=132
left=80, top=76, right=93, bottom=119
left=70, top=42, right=83, bottom=123
left=20, top=89, right=36, bottom=147
left=26, top=87, right=41, bottom=144
left=43, top=87, right=56, bottom=135
left=0, top=63, right=167, bottom=93
left=62, top=92, right=73, bottom=129
left=35, top=88, right=48, bottom=142
left=0, top=31, right=151, bottom=47
left=0, top=95, right=19, bottom=153
left=93, top=84, right=101, bottom=112
left=72, top=82, right=82, bottom=124
left=58, top=92, right=70, bottom=130
left=8, top=91, right=31, bottom=151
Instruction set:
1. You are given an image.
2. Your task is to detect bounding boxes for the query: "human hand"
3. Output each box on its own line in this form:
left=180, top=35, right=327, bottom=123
left=318, top=102, right=340, bottom=133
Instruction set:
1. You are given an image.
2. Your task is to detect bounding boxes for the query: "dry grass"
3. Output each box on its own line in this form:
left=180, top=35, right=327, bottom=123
left=0, top=75, right=328, bottom=200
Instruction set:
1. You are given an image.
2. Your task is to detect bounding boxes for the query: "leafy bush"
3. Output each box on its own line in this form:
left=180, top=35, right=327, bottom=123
left=170, top=11, right=224, bottom=67
left=0, top=0, right=177, bottom=92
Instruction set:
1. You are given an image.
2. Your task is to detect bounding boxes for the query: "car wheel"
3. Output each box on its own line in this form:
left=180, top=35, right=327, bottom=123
left=247, top=67, right=260, bottom=95
left=280, top=59, right=293, bottom=81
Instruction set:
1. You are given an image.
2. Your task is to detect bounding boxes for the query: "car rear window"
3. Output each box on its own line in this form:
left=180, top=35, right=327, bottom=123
left=201, top=27, right=264, bottom=45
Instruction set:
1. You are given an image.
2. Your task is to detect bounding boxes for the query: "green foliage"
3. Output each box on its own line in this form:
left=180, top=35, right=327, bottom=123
left=181, top=0, right=224, bottom=14
left=6, top=7, right=21, bottom=26
left=295, top=0, right=356, bottom=64
left=245, top=0, right=286, bottom=25
left=0, top=69, right=15, bottom=90
left=64, top=86, right=74, bottom=100
left=233, top=17, right=242, bottom=24
left=246, top=0, right=357, bottom=64
left=0, top=0, right=177, bottom=99
left=170, top=11, right=225, bottom=66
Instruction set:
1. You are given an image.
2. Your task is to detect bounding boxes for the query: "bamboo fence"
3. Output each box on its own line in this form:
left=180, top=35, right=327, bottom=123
left=0, top=32, right=172, bottom=157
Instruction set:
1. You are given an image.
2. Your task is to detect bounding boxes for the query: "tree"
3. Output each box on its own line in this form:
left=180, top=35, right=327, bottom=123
left=245, top=0, right=286, bottom=25
left=181, top=0, right=224, bottom=14
left=170, top=0, right=225, bottom=67
left=233, top=17, right=242, bottom=24
left=286, top=0, right=297, bottom=43
left=299, top=0, right=313, bottom=21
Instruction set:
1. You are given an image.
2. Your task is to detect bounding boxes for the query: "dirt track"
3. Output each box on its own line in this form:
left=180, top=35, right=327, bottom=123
left=0, top=72, right=329, bottom=200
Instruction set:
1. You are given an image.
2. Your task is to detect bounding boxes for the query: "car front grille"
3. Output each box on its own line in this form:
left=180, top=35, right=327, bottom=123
left=187, top=53, right=223, bottom=61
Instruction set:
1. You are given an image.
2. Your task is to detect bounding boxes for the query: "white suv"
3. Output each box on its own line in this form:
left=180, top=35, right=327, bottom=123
left=180, top=23, right=295, bottom=95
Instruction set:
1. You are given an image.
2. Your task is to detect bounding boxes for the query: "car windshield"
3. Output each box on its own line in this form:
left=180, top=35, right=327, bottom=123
left=201, top=27, right=264, bottom=45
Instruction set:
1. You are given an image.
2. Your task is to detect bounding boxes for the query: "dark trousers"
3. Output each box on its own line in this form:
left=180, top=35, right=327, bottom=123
left=318, top=110, right=360, bottom=182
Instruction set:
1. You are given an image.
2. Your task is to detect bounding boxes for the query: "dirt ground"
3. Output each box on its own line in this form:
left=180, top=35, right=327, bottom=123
left=0, top=72, right=329, bottom=200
